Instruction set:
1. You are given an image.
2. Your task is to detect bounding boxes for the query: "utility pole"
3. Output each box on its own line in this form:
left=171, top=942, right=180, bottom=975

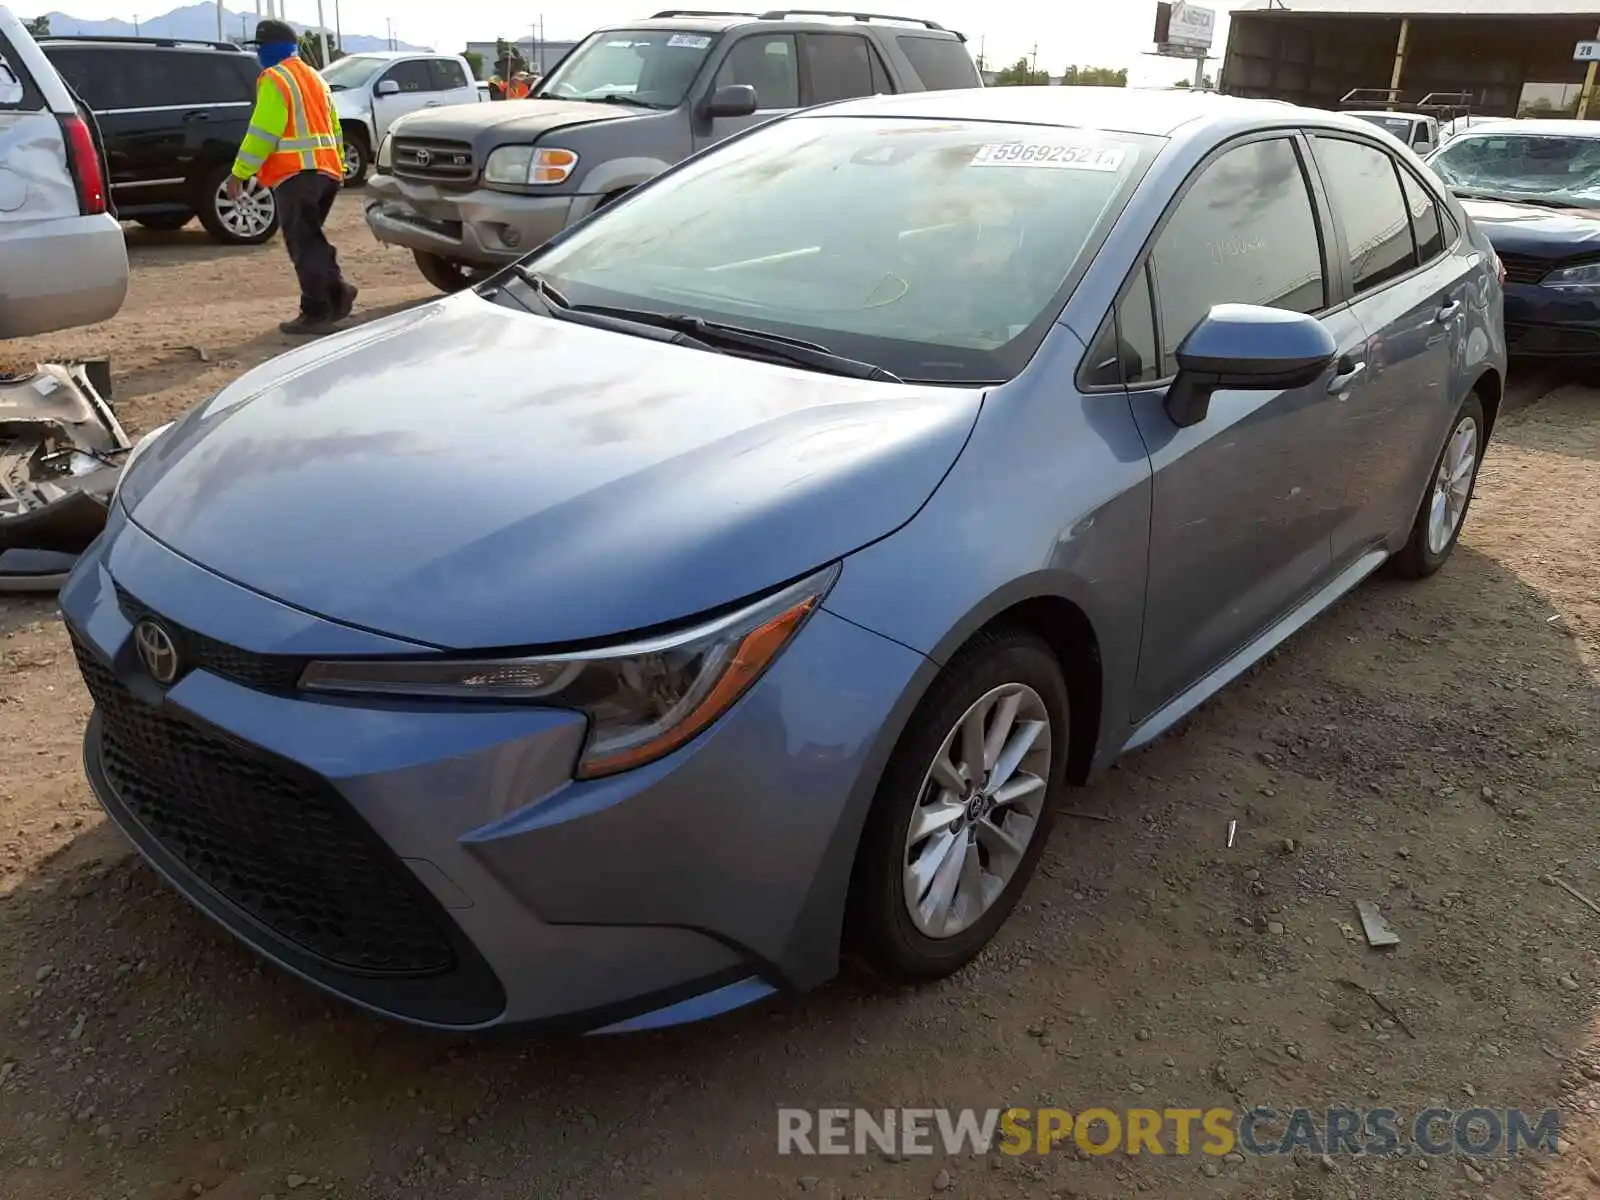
left=216, top=0, right=223, bottom=40
left=1029, top=43, right=1037, bottom=72
left=386, top=16, right=394, bottom=50
left=976, top=34, right=985, bottom=72
left=314, top=0, right=326, bottom=64
left=333, top=0, right=342, bottom=56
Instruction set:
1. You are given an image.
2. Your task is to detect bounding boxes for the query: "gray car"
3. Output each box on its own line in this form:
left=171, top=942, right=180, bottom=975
left=363, top=9, right=981, bottom=292
left=65, top=87, right=1504, bottom=1033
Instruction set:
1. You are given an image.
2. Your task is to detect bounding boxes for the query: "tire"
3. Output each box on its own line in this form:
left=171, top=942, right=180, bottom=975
left=412, top=250, right=489, bottom=294
left=846, top=628, right=1069, bottom=982
left=341, top=133, right=370, bottom=188
left=195, top=165, right=279, bottom=246
left=1388, top=392, right=1486, bottom=580
left=134, top=211, right=192, bottom=231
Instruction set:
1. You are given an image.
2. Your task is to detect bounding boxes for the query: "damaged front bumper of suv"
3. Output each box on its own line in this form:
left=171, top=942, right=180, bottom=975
left=0, top=360, right=130, bottom=592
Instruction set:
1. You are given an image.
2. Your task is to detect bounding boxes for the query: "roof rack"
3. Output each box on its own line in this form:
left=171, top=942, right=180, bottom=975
left=758, top=10, right=949, bottom=32
left=37, top=33, right=244, bottom=51
left=650, top=10, right=759, bottom=17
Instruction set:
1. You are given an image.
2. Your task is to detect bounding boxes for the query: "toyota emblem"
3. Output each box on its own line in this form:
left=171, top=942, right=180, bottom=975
left=133, top=620, right=180, bottom=685
left=413, top=148, right=432, bottom=166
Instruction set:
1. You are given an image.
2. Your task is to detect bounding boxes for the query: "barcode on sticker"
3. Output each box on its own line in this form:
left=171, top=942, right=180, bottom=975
left=970, top=142, right=1127, bottom=171
left=667, top=33, right=712, bottom=48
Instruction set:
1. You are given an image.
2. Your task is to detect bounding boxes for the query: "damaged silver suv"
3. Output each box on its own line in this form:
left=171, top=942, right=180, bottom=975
left=364, top=8, right=981, bottom=292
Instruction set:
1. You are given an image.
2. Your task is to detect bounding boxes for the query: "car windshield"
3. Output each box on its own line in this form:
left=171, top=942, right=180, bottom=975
left=321, top=55, right=388, bottom=90
left=1353, top=113, right=1417, bottom=140
left=523, top=116, right=1161, bottom=383
left=533, top=29, right=716, bottom=107
left=1428, top=132, right=1600, bottom=209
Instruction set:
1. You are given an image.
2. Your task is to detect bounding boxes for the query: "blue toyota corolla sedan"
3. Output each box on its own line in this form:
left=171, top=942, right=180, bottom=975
left=63, top=87, right=1505, bottom=1034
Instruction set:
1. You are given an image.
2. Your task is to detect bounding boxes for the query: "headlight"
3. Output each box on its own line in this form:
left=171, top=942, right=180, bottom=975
left=376, top=133, right=392, bottom=171
left=1540, top=261, right=1600, bottom=289
left=483, top=145, right=578, bottom=187
left=298, top=564, right=838, bottom=778
left=111, top=421, right=174, bottom=511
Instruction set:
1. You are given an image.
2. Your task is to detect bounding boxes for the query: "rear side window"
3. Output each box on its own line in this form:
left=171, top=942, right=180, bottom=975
left=802, top=33, right=887, bottom=104
left=43, top=46, right=114, bottom=109
left=1310, top=136, right=1416, bottom=294
left=895, top=35, right=979, bottom=90
left=1151, top=136, right=1326, bottom=377
left=428, top=58, right=469, bottom=90
left=381, top=60, right=436, bottom=92
left=1399, top=168, right=1445, bottom=263
left=715, top=34, right=799, bottom=109
left=1, top=37, right=42, bottom=109
left=178, top=52, right=258, bottom=104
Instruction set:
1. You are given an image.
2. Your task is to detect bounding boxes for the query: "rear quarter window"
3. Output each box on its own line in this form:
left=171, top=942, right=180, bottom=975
left=0, top=37, right=42, bottom=109
left=895, top=35, right=979, bottom=91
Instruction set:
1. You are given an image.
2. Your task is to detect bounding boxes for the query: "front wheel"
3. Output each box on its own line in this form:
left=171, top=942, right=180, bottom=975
left=412, top=250, right=491, bottom=294
left=1388, top=392, right=1486, bottom=579
left=341, top=134, right=370, bottom=188
left=846, top=629, right=1068, bottom=982
left=195, top=166, right=278, bottom=246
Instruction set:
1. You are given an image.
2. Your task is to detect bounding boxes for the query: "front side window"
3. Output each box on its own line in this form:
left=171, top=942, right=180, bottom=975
left=321, top=54, right=388, bottom=91
left=1427, top=131, right=1600, bottom=210
left=1084, top=263, right=1159, bottom=388
left=428, top=58, right=470, bottom=91
left=1311, top=136, right=1415, bottom=294
left=715, top=34, right=799, bottom=110
left=536, top=29, right=716, bottom=108
left=1151, top=136, right=1326, bottom=377
left=528, top=116, right=1160, bottom=383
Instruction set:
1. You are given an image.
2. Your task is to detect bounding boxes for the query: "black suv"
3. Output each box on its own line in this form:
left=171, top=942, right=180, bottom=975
left=39, top=35, right=279, bottom=246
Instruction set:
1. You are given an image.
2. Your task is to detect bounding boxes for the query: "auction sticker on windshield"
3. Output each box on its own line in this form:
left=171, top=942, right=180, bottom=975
left=970, top=142, right=1128, bottom=171
left=668, top=33, right=713, bottom=48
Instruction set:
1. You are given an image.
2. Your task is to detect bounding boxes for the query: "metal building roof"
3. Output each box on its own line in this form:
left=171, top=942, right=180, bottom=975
left=1232, top=0, right=1600, bottom=15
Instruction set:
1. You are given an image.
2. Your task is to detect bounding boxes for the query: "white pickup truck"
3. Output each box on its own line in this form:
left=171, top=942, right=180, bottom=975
left=320, top=50, right=480, bottom=186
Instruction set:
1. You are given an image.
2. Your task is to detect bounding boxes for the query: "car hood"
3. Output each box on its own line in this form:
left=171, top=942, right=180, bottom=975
left=384, top=99, right=636, bottom=141
left=122, top=295, right=982, bottom=651
left=1458, top=197, right=1600, bottom=259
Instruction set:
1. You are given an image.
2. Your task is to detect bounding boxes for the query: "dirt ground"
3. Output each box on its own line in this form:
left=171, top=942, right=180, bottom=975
left=2, top=196, right=1600, bottom=1200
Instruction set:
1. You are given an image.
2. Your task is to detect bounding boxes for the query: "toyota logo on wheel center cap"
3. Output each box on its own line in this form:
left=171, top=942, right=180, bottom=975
left=133, top=620, right=180, bottom=685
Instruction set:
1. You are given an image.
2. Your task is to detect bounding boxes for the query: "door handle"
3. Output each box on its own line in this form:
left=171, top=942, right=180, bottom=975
left=1327, top=359, right=1366, bottom=394
left=182, top=110, right=210, bottom=121
left=423, top=100, right=442, bottom=107
left=1435, top=300, right=1462, bottom=323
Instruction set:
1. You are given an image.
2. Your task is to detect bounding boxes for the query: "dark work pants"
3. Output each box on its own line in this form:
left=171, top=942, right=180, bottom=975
left=274, top=171, right=346, bottom=320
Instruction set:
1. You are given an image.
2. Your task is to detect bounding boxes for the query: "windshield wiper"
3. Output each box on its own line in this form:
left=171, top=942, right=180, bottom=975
left=507, top=264, right=571, bottom=310
left=562, top=305, right=904, bottom=381
left=1453, top=189, right=1574, bottom=209
left=590, top=94, right=664, bottom=109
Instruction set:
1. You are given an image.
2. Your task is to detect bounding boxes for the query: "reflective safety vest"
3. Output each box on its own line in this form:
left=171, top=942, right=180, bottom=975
left=507, top=78, right=530, bottom=99
left=231, top=55, right=343, bottom=190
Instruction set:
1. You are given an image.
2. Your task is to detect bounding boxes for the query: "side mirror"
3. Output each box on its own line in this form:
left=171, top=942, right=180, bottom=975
left=375, top=79, right=401, bottom=97
left=1165, top=304, right=1336, bottom=428
left=705, top=83, right=758, bottom=119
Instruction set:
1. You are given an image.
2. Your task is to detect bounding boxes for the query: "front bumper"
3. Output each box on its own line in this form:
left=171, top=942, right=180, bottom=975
left=364, top=173, right=598, bottom=267
left=61, top=510, right=928, bottom=1032
left=1504, top=281, right=1600, bottom=357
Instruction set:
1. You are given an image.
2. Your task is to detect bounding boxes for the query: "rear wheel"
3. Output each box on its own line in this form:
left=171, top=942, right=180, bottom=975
left=413, top=250, right=491, bottom=294
left=847, top=629, right=1068, bottom=982
left=341, top=133, right=370, bottom=188
left=195, top=166, right=278, bottom=246
left=1388, top=392, right=1486, bottom=579
left=134, top=211, right=192, bottom=231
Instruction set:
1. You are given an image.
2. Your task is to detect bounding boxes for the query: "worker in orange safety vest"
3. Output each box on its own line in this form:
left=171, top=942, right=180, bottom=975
left=229, top=18, right=355, bottom=335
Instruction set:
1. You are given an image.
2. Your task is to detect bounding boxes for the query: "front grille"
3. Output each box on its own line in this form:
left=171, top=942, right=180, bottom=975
left=392, top=137, right=476, bottom=183
left=116, top=587, right=305, bottom=692
left=1498, top=253, right=1552, bottom=286
left=72, top=632, right=457, bottom=978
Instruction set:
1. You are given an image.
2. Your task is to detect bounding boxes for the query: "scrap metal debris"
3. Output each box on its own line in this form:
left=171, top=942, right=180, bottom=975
left=0, top=361, right=128, bottom=592
left=1549, top=876, right=1600, bottom=920
left=1354, top=899, right=1401, bottom=948
left=1336, top=978, right=1416, bottom=1039
left=1226, top=818, right=1238, bottom=848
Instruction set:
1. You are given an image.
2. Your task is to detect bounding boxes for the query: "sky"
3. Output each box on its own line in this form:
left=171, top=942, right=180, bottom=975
left=47, top=0, right=1232, bottom=86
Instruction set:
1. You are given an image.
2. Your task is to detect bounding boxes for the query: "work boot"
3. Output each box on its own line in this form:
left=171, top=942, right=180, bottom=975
left=331, top=283, right=359, bottom=322
left=279, top=312, right=337, bottom=337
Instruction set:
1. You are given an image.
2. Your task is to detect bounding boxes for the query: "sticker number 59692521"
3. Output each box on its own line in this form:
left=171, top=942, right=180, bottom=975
left=970, top=142, right=1128, bottom=171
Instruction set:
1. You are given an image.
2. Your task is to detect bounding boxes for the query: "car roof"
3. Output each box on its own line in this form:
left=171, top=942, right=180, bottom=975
left=338, top=50, right=430, bottom=60
left=1348, top=109, right=1429, bottom=120
left=813, top=86, right=1380, bottom=138
left=37, top=34, right=251, bottom=53
left=597, top=12, right=962, bottom=38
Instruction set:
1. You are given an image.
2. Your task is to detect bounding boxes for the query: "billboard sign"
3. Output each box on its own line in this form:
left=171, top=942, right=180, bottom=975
left=1162, top=1, right=1216, bottom=50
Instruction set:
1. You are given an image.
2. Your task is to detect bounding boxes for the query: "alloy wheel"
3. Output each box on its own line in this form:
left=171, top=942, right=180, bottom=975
left=214, top=177, right=276, bottom=240
left=902, top=683, right=1052, bottom=939
left=342, top=140, right=361, bottom=180
left=1427, top=415, right=1479, bottom=555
